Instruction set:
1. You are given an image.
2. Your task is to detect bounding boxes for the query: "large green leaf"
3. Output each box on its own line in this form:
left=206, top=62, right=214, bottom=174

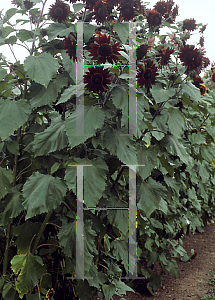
left=102, top=284, right=116, bottom=300
left=167, top=109, right=185, bottom=137
left=84, top=219, right=99, bottom=272
left=113, top=23, right=129, bottom=44
left=137, top=178, right=166, bottom=218
left=0, top=167, right=13, bottom=200
left=0, top=186, right=24, bottom=225
left=61, top=50, right=77, bottom=83
left=22, top=172, right=67, bottom=219
left=161, top=135, right=193, bottom=166
left=101, top=128, right=138, bottom=165
left=83, top=23, right=99, bottom=42
left=47, top=23, right=76, bottom=40
left=0, top=98, right=31, bottom=140
left=11, top=252, right=46, bottom=298
left=33, top=116, right=68, bottom=156
left=30, top=75, right=68, bottom=108
left=181, top=81, right=201, bottom=102
left=57, top=217, right=76, bottom=259
left=65, top=157, right=108, bottom=207
left=111, top=234, right=129, bottom=272
left=24, top=53, right=59, bottom=88
left=65, top=105, right=105, bottom=149
left=137, top=145, right=158, bottom=180
left=151, top=83, right=175, bottom=103
left=111, top=86, right=128, bottom=127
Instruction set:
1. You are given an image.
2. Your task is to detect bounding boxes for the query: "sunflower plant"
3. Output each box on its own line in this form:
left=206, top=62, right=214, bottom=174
left=0, top=0, right=215, bottom=299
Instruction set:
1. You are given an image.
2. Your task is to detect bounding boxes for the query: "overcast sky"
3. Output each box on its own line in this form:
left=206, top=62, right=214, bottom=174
left=0, top=0, right=214, bottom=65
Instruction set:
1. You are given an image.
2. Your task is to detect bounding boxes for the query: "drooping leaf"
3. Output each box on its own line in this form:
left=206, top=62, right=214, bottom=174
left=0, top=167, right=13, bottom=200
left=22, top=172, right=67, bottom=219
left=57, top=217, right=76, bottom=259
left=0, top=98, right=31, bottom=140
left=113, top=23, right=129, bottom=44
left=111, top=235, right=129, bottom=272
left=11, top=252, right=46, bottom=298
left=65, top=157, right=108, bottom=207
left=102, top=284, right=116, bottom=300
left=181, top=81, right=201, bottom=103
left=137, top=145, right=158, bottom=180
left=47, top=23, right=76, bottom=40
left=167, top=109, right=185, bottom=137
left=2, top=282, right=19, bottom=300
left=33, top=116, right=68, bottom=156
left=24, top=53, right=59, bottom=88
left=151, top=83, right=175, bottom=103
left=101, top=127, right=138, bottom=165
left=83, top=23, right=99, bottom=42
left=137, top=178, right=166, bottom=218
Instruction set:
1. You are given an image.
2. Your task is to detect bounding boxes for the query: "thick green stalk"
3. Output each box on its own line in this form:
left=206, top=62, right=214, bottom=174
left=31, top=210, right=53, bottom=255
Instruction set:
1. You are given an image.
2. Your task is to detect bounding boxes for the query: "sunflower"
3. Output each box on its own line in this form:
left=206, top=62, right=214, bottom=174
left=146, top=10, right=162, bottom=29
left=92, top=0, right=108, bottom=24
left=118, top=2, right=136, bottom=21
left=84, top=0, right=98, bottom=9
left=202, top=57, right=210, bottom=68
left=159, top=46, right=174, bottom=66
left=192, top=76, right=203, bottom=88
left=153, top=0, right=169, bottom=16
left=137, top=59, right=159, bottom=93
left=88, top=34, right=121, bottom=64
left=183, top=18, right=197, bottom=31
left=211, top=73, right=215, bottom=83
left=199, top=84, right=206, bottom=96
left=84, top=66, right=111, bottom=93
left=136, top=44, right=148, bottom=60
left=179, top=45, right=202, bottom=72
left=64, top=36, right=83, bottom=63
left=11, top=0, right=22, bottom=7
left=46, top=288, right=55, bottom=300
left=49, top=0, right=70, bottom=23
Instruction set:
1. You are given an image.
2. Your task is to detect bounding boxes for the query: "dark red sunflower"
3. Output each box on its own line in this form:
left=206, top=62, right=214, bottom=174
left=46, top=288, right=55, bottom=300
left=11, top=0, right=22, bottom=7
left=164, top=0, right=178, bottom=23
left=183, top=18, right=197, bottom=31
left=84, top=66, right=111, bottom=93
left=179, top=45, right=202, bottom=72
left=192, top=76, right=203, bottom=88
left=199, top=84, right=206, bottom=96
left=136, top=44, right=148, bottom=60
left=146, top=10, right=162, bottom=29
left=159, top=46, right=174, bottom=66
left=153, top=0, right=169, bottom=16
left=92, top=0, right=108, bottom=24
left=137, top=59, right=159, bottom=93
left=211, top=73, right=215, bottom=83
left=118, top=2, right=136, bottom=21
left=88, top=34, right=121, bottom=64
left=48, top=0, right=70, bottom=23
left=64, top=36, right=82, bottom=63
left=202, top=57, right=210, bottom=68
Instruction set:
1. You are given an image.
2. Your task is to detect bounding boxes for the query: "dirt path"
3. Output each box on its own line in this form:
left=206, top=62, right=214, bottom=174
left=93, top=221, right=215, bottom=300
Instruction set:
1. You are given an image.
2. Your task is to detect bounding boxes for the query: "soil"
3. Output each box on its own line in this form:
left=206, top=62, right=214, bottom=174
left=92, top=221, right=215, bottom=300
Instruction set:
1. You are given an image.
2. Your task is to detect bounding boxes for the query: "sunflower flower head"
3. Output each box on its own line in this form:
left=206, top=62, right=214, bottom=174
left=84, top=66, right=111, bottom=93
left=199, top=84, right=206, bottom=96
left=118, top=1, right=135, bottom=21
left=137, top=59, right=159, bottom=93
left=92, top=0, right=108, bottom=24
left=146, top=9, right=162, bottom=30
left=159, top=46, right=174, bottom=66
left=202, top=57, right=210, bottom=68
left=88, top=34, right=121, bottom=64
left=64, top=36, right=76, bottom=62
left=46, top=288, right=55, bottom=300
left=211, top=73, right=215, bottom=83
left=179, top=45, right=202, bottom=73
left=192, top=76, right=203, bottom=88
left=49, top=0, right=70, bottom=23
left=183, top=18, right=197, bottom=31
left=136, top=44, right=148, bottom=60
left=153, top=0, right=169, bottom=16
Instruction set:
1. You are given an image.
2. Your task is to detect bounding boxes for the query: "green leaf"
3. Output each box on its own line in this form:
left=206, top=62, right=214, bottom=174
left=24, top=53, right=59, bottom=88
left=159, top=155, right=174, bottom=177
left=2, top=26, right=14, bottom=38
left=137, top=145, right=158, bottom=180
left=57, top=217, right=76, bottom=258
left=181, top=81, right=201, bottom=102
left=2, top=283, right=19, bottom=300
left=102, top=283, right=116, bottom=300
left=47, top=23, right=76, bottom=40
left=161, top=135, right=193, bottom=166
left=101, top=127, right=138, bottom=165
left=65, top=157, right=108, bottom=207
left=111, top=86, right=128, bottom=127
left=0, top=98, right=31, bottom=140
left=65, top=105, right=105, bottom=149
left=86, top=265, right=108, bottom=289
left=61, top=50, right=77, bottom=83
left=17, top=29, right=34, bottom=42
left=3, top=8, right=17, bottom=23
left=0, top=187, right=24, bottom=225
left=137, top=178, right=166, bottom=218
left=22, top=172, right=67, bottom=219
left=83, top=23, right=98, bottom=42
left=111, top=235, right=129, bottom=272
left=167, top=109, right=185, bottom=137
left=106, top=195, right=128, bottom=235
left=113, top=23, right=129, bottom=44
left=6, top=140, right=20, bottom=155
left=56, top=85, right=77, bottom=105
left=151, top=83, right=175, bottom=103
left=11, top=252, right=46, bottom=298
left=0, top=167, right=13, bottom=200
left=0, top=67, right=7, bottom=81
left=30, top=74, right=68, bottom=108
left=112, top=278, right=135, bottom=294
left=84, top=219, right=99, bottom=272
left=13, top=221, right=41, bottom=254
left=73, top=3, right=86, bottom=13
left=33, top=116, right=68, bottom=156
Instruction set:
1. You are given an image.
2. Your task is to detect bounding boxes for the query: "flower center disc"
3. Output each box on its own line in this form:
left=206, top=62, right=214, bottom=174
left=124, top=9, right=130, bottom=16
left=98, top=44, right=112, bottom=57
left=186, top=51, right=194, bottom=61
left=92, top=74, right=103, bottom=84
left=144, top=68, right=152, bottom=79
left=98, top=8, right=105, bottom=16
left=154, top=17, right=160, bottom=25
left=55, top=7, right=63, bottom=17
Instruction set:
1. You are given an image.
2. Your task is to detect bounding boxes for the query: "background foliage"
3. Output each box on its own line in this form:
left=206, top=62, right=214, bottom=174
left=0, top=0, right=215, bottom=299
